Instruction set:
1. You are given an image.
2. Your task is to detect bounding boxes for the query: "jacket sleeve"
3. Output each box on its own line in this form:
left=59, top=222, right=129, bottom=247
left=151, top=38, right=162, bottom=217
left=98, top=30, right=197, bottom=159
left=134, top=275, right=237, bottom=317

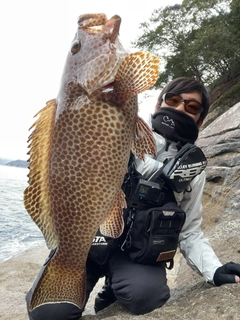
left=135, top=154, right=163, bottom=178
left=177, top=171, right=222, bottom=283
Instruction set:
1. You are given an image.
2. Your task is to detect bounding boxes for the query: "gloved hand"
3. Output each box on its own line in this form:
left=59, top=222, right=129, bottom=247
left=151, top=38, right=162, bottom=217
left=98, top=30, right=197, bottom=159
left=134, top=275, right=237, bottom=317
left=214, top=262, right=240, bottom=286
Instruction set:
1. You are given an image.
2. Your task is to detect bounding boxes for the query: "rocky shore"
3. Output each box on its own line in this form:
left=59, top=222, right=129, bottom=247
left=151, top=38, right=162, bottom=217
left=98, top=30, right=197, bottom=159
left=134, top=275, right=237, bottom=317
left=1, top=242, right=239, bottom=320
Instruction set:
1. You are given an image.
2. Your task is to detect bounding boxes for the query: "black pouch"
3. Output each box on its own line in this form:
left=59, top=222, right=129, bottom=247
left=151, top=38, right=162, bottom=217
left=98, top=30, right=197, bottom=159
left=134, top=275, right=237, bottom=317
left=123, top=202, right=186, bottom=269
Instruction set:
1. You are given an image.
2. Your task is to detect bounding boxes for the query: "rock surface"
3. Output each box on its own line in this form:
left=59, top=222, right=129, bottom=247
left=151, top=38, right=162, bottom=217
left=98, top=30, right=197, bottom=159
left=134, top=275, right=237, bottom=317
left=1, top=103, right=240, bottom=320
left=197, top=102, right=240, bottom=240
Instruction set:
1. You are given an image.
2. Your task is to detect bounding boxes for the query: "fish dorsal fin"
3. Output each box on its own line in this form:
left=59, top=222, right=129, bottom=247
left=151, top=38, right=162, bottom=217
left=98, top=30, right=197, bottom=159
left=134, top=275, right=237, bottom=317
left=100, top=190, right=126, bottom=238
left=114, top=51, right=160, bottom=103
left=131, top=116, right=156, bottom=160
left=24, top=99, right=58, bottom=249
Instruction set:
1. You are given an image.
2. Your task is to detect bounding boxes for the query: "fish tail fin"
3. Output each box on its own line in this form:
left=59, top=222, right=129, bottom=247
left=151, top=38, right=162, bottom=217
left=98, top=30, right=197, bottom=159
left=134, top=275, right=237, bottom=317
left=30, top=253, right=86, bottom=311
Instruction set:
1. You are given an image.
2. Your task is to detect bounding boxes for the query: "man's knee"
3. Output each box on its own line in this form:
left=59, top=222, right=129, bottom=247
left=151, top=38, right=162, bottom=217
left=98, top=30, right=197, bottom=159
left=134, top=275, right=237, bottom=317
left=26, top=290, right=83, bottom=320
left=113, top=281, right=170, bottom=315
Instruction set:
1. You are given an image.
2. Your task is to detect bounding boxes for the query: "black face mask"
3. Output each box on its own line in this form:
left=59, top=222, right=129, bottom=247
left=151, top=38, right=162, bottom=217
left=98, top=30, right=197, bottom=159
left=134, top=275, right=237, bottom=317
left=151, top=107, right=199, bottom=145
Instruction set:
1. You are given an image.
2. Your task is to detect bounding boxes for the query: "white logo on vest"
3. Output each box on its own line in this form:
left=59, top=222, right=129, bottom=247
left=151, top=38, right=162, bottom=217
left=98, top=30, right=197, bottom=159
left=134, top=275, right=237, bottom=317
left=92, top=236, right=108, bottom=245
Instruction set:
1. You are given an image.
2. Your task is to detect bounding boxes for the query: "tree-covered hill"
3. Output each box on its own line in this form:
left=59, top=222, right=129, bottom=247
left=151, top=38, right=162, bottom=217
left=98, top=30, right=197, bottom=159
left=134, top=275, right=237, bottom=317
left=133, top=0, right=240, bottom=115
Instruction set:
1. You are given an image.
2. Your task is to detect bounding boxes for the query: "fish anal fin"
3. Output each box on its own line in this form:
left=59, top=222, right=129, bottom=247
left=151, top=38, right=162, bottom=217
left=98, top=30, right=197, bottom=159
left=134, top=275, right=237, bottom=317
left=114, top=52, right=160, bottom=103
left=30, top=255, right=86, bottom=311
left=132, top=116, right=156, bottom=160
left=100, top=190, right=126, bottom=238
left=24, top=99, right=58, bottom=249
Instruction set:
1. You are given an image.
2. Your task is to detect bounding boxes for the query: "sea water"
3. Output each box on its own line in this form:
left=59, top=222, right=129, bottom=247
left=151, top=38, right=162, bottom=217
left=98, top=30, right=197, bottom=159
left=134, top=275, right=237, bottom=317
left=0, top=165, right=45, bottom=262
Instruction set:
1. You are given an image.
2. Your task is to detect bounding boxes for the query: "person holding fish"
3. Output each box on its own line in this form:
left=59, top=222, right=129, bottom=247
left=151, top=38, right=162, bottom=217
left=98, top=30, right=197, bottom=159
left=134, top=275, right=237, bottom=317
left=91, top=77, right=240, bottom=316
left=26, top=76, right=240, bottom=320
left=25, top=13, right=240, bottom=320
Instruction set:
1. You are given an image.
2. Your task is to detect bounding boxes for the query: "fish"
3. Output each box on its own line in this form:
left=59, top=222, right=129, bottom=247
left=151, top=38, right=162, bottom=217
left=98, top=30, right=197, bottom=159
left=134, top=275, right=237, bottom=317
left=24, top=13, right=159, bottom=311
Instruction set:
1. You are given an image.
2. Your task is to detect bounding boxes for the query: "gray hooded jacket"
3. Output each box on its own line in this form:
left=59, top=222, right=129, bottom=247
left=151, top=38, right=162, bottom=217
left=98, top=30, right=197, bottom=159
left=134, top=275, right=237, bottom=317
left=135, top=117, right=222, bottom=283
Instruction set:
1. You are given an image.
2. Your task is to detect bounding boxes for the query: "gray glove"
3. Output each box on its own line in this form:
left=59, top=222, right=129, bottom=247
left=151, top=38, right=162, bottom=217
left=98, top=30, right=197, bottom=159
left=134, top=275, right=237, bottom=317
left=214, top=262, right=240, bottom=286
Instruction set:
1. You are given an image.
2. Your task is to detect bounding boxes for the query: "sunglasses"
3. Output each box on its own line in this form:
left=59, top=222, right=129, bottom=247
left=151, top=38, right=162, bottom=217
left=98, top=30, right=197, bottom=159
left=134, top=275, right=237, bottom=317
left=162, top=92, right=203, bottom=115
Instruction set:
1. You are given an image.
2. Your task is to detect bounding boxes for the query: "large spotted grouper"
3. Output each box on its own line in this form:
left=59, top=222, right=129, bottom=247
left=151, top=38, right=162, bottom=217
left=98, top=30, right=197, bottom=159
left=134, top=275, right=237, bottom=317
left=24, top=13, right=159, bottom=311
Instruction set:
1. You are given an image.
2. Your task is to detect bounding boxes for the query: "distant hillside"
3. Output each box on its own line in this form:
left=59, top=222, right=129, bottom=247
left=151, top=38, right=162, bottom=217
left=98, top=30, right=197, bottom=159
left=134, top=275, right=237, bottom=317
left=0, top=158, right=12, bottom=165
left=5, top=160, right=29, bottom=168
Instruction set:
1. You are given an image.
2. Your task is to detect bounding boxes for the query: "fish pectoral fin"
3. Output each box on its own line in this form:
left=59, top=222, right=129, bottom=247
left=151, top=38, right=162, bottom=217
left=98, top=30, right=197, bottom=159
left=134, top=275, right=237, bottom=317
left=114, top=51, right=160, bottom=103
left=131, top=116, right=156, bottom=160
left=100, top=190, right=126, bottom=238
left=30, top=254, right=86, bottom=311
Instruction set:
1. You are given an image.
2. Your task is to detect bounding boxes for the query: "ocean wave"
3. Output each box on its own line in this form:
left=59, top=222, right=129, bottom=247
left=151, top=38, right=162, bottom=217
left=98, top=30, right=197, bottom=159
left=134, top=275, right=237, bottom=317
left=0, top=165, right=45, bottom=262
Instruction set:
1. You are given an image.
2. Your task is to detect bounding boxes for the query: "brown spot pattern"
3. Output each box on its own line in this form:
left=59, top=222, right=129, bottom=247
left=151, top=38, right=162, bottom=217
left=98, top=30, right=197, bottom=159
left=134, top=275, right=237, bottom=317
left=49, top=99, right=134, bottom=266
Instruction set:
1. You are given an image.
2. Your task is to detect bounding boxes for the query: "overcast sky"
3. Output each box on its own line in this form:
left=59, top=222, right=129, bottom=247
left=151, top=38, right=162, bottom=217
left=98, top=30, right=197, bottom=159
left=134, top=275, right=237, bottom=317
left=0, top=0, right=181, bottom=160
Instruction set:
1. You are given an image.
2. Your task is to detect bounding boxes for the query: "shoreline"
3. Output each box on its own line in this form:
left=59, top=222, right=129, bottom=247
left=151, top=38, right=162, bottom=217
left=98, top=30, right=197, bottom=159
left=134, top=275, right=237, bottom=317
left=0, top=243, right=46, bottom=264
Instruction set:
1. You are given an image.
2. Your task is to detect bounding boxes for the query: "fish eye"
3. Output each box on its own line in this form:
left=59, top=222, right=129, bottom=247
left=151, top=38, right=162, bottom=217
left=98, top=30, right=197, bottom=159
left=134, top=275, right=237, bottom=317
left=71, top=40, right=81, bottom=55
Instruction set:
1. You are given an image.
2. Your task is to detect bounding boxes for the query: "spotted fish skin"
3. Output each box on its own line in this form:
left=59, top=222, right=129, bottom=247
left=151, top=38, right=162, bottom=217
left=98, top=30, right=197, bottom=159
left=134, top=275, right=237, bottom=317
left=24, top=13, right=159, bottom=311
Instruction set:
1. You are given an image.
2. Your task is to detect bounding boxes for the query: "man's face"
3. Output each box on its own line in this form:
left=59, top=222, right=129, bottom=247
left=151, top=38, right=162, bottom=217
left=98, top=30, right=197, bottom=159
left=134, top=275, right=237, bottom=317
left=160, top=91, right=202, bottom=127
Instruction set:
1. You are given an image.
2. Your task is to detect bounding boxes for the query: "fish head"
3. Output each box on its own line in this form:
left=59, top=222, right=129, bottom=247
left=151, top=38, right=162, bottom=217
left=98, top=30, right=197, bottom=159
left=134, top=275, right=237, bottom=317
left=59, top=13, right=127, bottom=98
